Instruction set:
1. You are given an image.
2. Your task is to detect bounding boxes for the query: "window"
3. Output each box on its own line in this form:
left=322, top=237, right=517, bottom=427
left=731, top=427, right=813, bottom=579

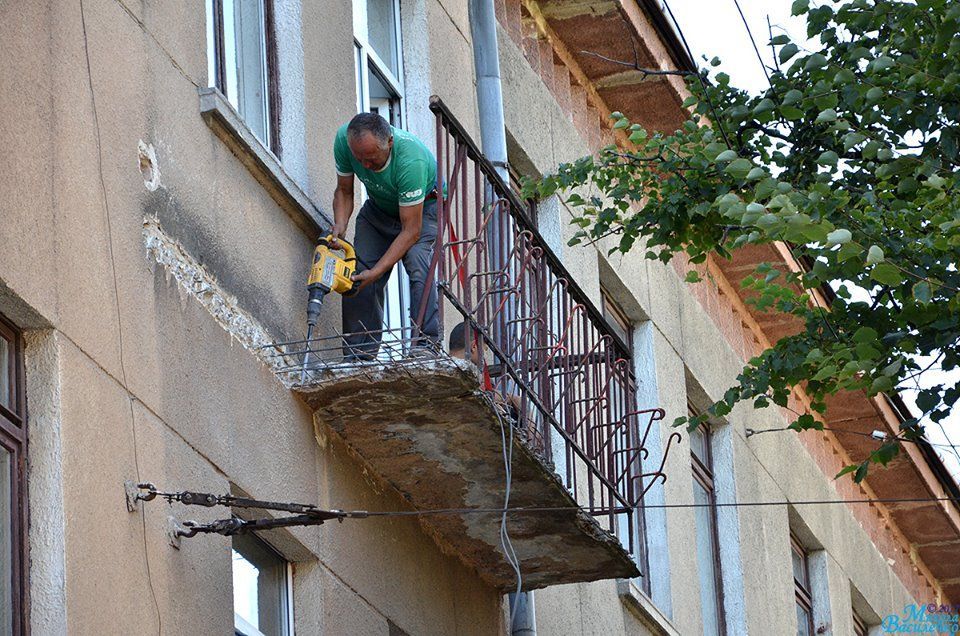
left=207, top=0, right=280, bottom=153
left=601, top=291, right=650, bottom=592
left=353, top=0, right=409, bottom=351
left=0, top=314, right=26, bottom=636
left=792, top=534, right=814, bottom=636
left=690, top=407, right=725, bottom=636
left=233, top=533, right=292, bottom=636
left=853, top=610, right=868, bottom=636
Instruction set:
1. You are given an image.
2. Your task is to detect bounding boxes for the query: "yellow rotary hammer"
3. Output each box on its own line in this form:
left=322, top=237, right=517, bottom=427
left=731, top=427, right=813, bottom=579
left=302, top=235, right=359, bottom=379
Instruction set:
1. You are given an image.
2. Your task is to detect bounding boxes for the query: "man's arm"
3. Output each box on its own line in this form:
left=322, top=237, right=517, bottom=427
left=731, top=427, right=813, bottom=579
left=352, top=202, right=423, bottom=290
left=331, top=174, right=354, bottom=244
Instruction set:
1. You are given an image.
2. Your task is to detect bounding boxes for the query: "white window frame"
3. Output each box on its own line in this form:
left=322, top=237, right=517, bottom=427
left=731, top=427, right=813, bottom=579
left=232, top=534, right=294, bottom=636
left=352, top=0, right=411, bottom=353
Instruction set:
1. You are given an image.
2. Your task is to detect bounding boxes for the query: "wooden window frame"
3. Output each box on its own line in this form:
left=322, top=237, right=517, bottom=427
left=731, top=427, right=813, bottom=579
left=853, top=610, right=868, bottom=636
left=600, top=290, right=651, bottom=591
left=688, top=409, right=726, bottom=636
left=792, top=534, right=815, bottom=635
left=209, top=0, right=281, bottom=157
left=0, top=313, right=28, bottom=636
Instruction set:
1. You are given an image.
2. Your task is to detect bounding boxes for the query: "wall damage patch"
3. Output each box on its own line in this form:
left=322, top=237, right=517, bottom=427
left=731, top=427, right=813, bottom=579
left=143, top=216, right=297, bottom=381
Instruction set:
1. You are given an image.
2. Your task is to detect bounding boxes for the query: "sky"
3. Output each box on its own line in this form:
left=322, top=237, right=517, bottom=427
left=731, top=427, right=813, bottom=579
left=662, top=0, right=960, bottom=484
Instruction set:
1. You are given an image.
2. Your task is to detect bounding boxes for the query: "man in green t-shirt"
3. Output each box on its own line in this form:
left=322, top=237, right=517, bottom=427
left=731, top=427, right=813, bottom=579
left=330, top=112, right=439, bottom=358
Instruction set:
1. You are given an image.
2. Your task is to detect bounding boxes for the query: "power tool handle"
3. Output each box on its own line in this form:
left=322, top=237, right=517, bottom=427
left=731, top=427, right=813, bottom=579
left=318, top=235, right=357, bottom=263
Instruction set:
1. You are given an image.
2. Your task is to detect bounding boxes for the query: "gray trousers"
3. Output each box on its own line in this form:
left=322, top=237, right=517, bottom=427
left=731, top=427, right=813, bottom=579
left=342, top=198, right=439, bottom=357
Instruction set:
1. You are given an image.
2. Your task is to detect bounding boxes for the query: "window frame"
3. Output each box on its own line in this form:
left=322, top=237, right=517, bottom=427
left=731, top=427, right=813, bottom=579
left=352, top=0, right=410, bottom=349
left=792, top=533, right=815, bottom=636
left=208, top=0, right=281, bottom=157
left=689, top=404, right=726, bottom=636
left=0, top=313, right=27, bottom=636
left=232, top=531, right=293, bottom=636
left=853, top=610, right=868, bottom=636
left=600, top=289, right=651, bottom=592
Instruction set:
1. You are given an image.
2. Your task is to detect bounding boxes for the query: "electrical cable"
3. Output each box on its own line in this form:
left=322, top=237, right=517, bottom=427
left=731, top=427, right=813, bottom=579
left=79, top=2, right=162, bottom=632
left=484, top=391, right=523, bottom=627
left=747, top=424, right=960, bottom=451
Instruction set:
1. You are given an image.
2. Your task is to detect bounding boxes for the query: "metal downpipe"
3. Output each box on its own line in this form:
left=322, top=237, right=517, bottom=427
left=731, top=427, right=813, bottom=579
left=469, top=1, right=535, bottom=634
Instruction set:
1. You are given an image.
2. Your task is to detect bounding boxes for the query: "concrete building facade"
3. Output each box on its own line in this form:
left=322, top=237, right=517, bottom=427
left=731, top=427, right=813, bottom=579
left=1, top=0, right=957, bottom=635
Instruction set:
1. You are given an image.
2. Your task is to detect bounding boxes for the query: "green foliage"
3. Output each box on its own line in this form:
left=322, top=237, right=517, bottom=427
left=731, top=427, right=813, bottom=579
left=524, top=0, right=960, bottom=482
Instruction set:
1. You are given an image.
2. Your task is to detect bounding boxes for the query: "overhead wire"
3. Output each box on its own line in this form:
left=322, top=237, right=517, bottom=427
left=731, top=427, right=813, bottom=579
left=356, top=495, right=960, bottom=515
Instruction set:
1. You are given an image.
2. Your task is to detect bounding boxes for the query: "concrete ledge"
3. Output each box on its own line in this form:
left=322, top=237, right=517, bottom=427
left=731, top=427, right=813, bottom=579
left=198, top=87, right=331, bottom=238
left=296, top=359, right=641, bottom=590
left=617, top=579, right=679, bottom=636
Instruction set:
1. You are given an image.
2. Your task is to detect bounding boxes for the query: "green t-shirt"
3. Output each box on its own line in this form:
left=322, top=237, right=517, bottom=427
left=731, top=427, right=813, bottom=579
left=334, top=124, right=437, bottom=216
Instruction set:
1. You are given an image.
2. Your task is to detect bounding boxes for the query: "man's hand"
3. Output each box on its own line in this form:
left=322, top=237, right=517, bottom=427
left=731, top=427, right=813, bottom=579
left=351, top=268, right=382, bottom=291
left=329, top=221, right=348, bottom=249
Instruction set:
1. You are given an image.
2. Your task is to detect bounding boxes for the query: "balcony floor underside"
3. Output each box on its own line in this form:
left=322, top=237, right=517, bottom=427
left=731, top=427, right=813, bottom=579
left=294, top=359, right=640, bottom=590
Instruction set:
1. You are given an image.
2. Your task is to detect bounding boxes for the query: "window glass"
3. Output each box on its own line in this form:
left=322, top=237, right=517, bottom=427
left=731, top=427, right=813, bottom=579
left=232, top=533, right=290, bottom=636
left=689, top=425, right=708, bottom=465
left=212, top=0, right=272, bottom=148
left=366, top=0, right=399, bottom=77
left=0, top=447, right=10, bottom=634
left=693, top=479, right=722, bottom=636
left=0, top=335, right=9, bottom=411
left=600, top=290, right=632, bottom=353
left=791, top=543, right=807, bottom=587
left=796, top=603, right=812, bottom=636
left=232, top=0, right=270, bottom=144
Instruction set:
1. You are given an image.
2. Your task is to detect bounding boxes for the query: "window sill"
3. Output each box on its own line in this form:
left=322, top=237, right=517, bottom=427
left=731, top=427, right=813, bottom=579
left=617, top=579, right=680, bottom=636
left=198, top=87, right=331, bottom=238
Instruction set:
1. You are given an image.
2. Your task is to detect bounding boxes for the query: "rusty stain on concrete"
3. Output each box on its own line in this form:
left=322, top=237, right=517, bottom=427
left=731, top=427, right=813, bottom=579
left=296, top=359, right=640, bottom=590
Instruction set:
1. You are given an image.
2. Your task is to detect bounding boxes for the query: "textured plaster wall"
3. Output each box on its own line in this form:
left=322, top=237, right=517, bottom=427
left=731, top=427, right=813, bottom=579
left=0, top=0, right=503, bottom=633
left=496, top=12, right=921, bottom=635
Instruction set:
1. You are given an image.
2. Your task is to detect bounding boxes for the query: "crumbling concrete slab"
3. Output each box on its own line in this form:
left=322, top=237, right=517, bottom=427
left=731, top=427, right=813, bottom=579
left=294, top=359, right=640, bottom=590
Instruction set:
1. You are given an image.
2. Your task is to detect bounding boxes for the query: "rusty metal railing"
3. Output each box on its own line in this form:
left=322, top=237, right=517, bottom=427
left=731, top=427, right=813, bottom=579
left=423, top=96, right=677, bottom=559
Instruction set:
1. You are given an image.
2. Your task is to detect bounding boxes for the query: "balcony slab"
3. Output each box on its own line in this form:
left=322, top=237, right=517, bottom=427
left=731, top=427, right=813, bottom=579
left=294, top=358, right=640, bottom=590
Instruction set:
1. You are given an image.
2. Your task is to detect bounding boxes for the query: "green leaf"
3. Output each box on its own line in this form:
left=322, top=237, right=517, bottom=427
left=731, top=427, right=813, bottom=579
left=804, top=53, right=828, bottom=71
left=753, top=98, right=776, bottom=116
left=817, top=150, right=839, bottom=167
left=834, top=68, right=855, bottom=84
left=870, top=56, right=895, bottom=72
left=865, top=86, right=884, bottom=102
left=791, top=0, right=809, bottom=16
left=871, top=263, right=903, bottom=286
left=853, top=327, right=878, bottom=344
left=865, top=245, right=884, bottom=265
left=782, top=89, right=803, bottom=106
left=779, top=43, right=800, bottom=63
left=746, top=167, right=767, bottom=181
left=835, top=464, right=859, bottom=479
left=715, top=149, right=739, bottom=162
left=871, top=442, right=899, bottom=466
left=613, top=117, right=630, bottom=129
left=684, top=271, right=702, bottom=283
left=815, top=109, right=837, bottom=123
left=770, top=34, right=790, bottom=45
left=854, top=461, right=870, bottom=483
left=725, top=158, right=754, bottom=180
left=913, top=281, right=932, bottom=303
left=842, top=132, right=866, bottom=151
left=825, top=228, right=851, bottom=246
